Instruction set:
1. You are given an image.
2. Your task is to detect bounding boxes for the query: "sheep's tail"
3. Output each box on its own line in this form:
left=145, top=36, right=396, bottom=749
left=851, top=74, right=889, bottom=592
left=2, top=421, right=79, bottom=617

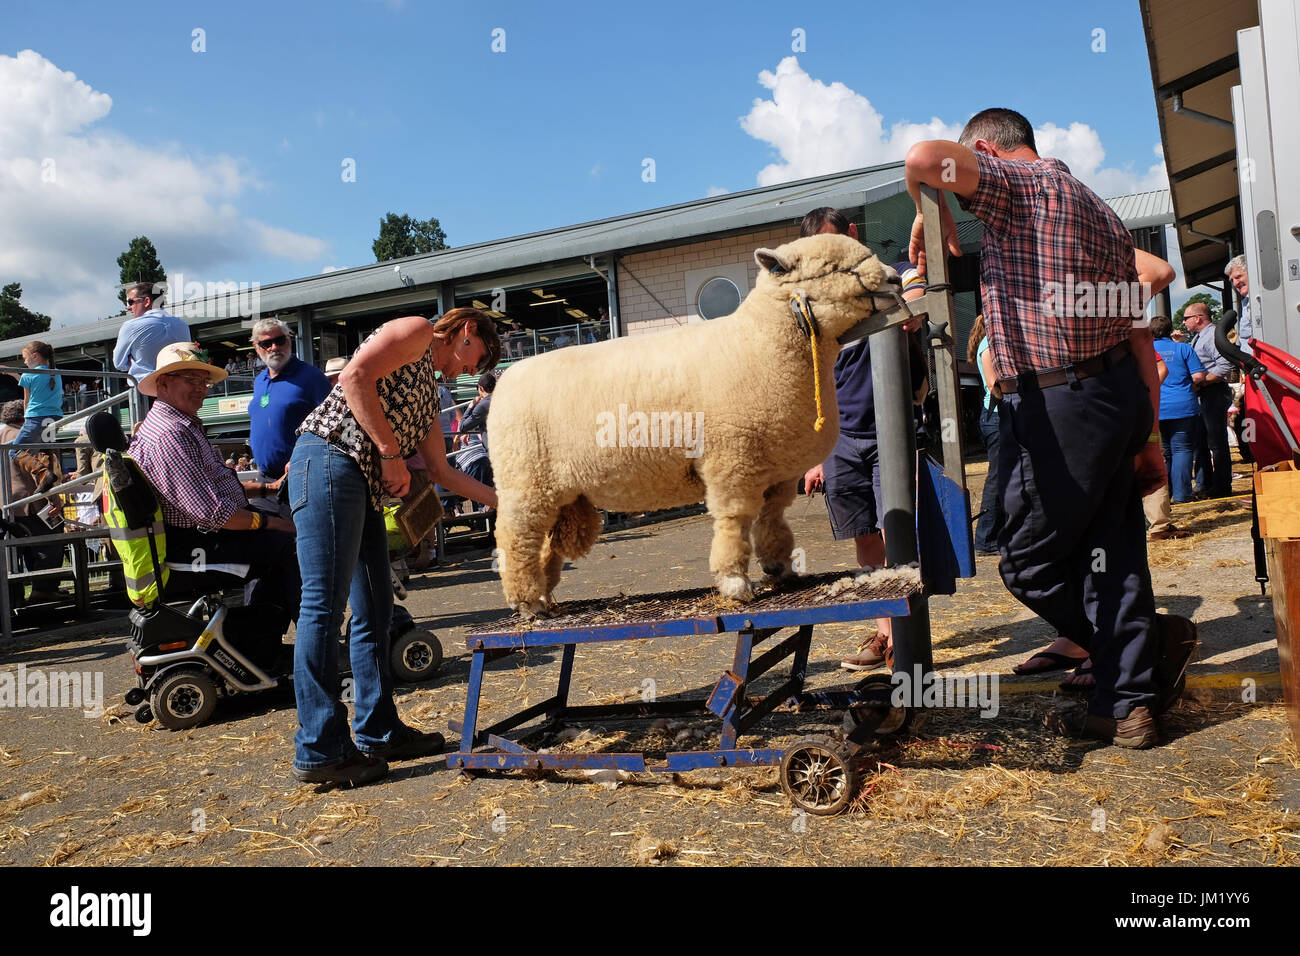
left=549, top=495, right=603, bottom=559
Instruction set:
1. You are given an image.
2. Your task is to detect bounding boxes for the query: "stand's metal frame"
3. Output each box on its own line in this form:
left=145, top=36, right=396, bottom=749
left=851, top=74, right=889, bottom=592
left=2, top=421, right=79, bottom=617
left=447, top=189, right=973, bottom=807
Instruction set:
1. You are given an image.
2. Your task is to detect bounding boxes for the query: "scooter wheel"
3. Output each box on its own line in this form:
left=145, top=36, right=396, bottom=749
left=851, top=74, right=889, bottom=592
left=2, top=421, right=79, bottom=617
left=150, top=668, right=219, bottom=731
left=390, top=629, right=443, bottom=683
left=134, top=705, right=153, bottom=724
left=124, top=687, right=145, bottom=706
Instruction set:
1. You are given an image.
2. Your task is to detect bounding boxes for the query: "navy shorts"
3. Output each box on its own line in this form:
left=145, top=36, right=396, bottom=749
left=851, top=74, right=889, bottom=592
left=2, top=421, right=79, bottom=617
left=822, top=432, right=882, bottom=540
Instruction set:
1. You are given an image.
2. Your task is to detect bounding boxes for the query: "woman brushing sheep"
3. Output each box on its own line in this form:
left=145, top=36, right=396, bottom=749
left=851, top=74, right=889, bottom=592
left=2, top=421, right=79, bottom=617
left=288, top=308, right=500, bottom=786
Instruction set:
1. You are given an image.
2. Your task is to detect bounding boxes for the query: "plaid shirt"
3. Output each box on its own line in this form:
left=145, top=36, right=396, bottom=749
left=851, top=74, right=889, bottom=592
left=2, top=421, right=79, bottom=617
left=960, top=152, right=1139, bottom=381
left=131, top=400, right=246, bottom=531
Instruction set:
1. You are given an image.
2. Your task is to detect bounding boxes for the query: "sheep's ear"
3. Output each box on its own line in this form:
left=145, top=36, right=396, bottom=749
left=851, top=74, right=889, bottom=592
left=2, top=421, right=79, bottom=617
left=755, top=248, right=791, bottom=276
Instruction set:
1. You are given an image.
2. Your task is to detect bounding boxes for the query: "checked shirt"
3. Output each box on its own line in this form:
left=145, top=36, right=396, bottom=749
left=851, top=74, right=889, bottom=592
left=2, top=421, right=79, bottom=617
left=131, top=400, right=247, bottom=531
left=960, top=152, right=1139, bottom=382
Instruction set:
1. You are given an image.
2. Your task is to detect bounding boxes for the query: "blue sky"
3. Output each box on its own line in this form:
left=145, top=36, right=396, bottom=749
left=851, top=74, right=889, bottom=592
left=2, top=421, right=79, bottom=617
left=1, top=0, right=1179, bottom=327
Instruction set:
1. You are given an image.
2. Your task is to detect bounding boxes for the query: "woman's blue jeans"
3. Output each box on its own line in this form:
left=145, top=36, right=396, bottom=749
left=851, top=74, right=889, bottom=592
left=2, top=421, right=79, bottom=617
left=974, top=404, right=1004, bottom=552
left=1159, top=415, right=1199, bottom=504
left=289, top=434, right=400, bottom=769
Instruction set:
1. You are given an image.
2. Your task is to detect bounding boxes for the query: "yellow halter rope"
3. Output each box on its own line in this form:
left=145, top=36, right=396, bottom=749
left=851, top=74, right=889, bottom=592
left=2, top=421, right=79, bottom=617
left=790, top=292, right=826, bottom=432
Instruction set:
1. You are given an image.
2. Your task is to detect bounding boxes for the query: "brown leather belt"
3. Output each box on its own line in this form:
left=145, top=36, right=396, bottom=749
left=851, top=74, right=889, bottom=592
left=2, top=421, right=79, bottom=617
left=997, top=341, right=1132, bottom=395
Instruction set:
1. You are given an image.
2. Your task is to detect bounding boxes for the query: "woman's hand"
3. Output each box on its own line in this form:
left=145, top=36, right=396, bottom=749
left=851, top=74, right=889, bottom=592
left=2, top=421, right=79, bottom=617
left=381, top=456, right=411, bottom=498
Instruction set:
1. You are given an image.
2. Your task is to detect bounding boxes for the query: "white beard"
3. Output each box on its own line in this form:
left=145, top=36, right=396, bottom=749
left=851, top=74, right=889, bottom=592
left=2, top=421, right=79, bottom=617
left=264, top=352, right=291, bottom=374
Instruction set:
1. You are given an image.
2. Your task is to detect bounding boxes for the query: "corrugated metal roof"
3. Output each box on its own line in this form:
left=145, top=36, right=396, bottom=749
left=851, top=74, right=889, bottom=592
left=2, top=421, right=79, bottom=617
left=1104, top=189, right=1174, bottom=228
left=6, top=168, right=1171, bottom=358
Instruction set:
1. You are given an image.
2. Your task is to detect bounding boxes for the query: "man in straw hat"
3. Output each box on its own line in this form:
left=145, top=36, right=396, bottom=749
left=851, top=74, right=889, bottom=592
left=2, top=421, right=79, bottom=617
left=131, top=343, right=300, bottom=630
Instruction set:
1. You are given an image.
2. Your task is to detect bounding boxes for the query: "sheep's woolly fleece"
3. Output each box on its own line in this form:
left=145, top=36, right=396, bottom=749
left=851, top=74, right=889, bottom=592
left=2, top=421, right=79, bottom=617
left=487, top=232, right=901, bottom=616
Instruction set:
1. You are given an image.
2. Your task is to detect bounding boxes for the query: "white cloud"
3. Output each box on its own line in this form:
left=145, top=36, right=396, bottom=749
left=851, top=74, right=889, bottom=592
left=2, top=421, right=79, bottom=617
left=321, top=266, right=341, bottom=274
left=740, top=57, right=1167, bottom=197
left=741, top=57, right=962, bottom=186
left=705, top=185, right=729, bottom=197
left=0, top=50, right=328, bottom=327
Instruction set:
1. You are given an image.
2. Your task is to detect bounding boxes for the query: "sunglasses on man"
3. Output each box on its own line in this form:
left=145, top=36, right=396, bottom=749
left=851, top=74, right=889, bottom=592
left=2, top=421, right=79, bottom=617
left=256, top=335, right=288, bottom=349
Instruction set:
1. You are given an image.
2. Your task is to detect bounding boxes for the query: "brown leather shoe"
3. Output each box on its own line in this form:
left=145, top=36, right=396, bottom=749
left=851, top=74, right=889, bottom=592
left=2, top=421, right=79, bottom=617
left=1149, top=527, right=1191, bottom=540
left=1080, top=706, right=1159, bottom=749
left=840, top=631, right=888, bottom=671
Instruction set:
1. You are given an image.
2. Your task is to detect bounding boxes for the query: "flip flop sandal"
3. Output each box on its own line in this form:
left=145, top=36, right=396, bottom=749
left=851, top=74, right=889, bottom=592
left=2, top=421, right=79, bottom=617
left=1059, top=660, right=1095, bottom=694
left=1013, top=650, right=1090, bottom=676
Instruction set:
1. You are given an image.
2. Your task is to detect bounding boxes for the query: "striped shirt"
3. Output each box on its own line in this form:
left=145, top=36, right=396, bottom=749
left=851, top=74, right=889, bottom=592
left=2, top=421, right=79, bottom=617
left=131, top=400, right=247, bottom=531
left=959, top=152, right=1139, bottom=381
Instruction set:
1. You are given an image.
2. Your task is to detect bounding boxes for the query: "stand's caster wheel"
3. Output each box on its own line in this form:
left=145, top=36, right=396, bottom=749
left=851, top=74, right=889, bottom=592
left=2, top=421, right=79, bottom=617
left=150, top=668, right=218, bottom=730
left=134, top=705, right=153, bottom=724
left=124, top=687, right=145, bottom=706
left=845, top=673, right=916, bottom=737
left=391, top=629, right=443, bottom=683
left=780, top=735, right=860, bottom=815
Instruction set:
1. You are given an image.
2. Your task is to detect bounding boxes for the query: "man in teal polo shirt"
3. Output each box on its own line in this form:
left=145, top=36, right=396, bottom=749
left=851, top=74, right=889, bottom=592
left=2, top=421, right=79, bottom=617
left=248, top=319, right=331, bottom=506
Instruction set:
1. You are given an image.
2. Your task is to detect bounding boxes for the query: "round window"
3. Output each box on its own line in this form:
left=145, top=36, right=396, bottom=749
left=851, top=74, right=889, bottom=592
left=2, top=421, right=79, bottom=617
left=697, top=276, right=741, bottom=320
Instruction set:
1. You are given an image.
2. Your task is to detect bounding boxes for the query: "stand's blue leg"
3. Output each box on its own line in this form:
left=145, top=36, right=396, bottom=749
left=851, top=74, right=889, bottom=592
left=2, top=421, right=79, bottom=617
left=721, top=624, right=755, bottom=750
left=458, top=644, right=486, bottom=754
left=553, top=642, right=576, bottom=716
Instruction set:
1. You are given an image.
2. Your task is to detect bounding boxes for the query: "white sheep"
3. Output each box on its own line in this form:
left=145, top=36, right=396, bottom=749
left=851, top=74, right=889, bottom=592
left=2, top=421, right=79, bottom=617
left=487, top=233, right=902, bottom=618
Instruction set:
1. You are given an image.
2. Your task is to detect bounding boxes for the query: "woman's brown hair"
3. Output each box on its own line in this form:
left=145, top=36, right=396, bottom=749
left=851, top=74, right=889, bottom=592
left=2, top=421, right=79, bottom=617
left=431, top=307, right=501, bottom=373
left=966, top=314, right=986, bottom=364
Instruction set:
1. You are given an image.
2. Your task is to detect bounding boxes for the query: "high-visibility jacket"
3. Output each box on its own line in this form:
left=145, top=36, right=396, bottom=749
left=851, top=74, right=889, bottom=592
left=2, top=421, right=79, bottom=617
left=101, top=451, right=169, bottom=607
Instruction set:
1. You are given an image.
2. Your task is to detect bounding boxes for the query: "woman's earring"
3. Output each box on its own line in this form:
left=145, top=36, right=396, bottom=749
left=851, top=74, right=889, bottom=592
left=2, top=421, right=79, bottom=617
left=463, top=338, right=471, bottom=346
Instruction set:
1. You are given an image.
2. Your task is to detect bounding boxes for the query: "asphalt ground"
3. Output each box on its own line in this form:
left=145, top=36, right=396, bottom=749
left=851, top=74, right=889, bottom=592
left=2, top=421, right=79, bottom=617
left=1, top=454, right=1296, bottom=867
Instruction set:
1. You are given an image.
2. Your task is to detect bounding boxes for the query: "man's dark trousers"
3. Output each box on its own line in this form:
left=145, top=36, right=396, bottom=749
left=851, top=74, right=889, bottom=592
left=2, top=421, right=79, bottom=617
left=167, top=526, right=300, bottom=629
left=1196, top=382, right=1233, bottom=497
left=997, top=355, right=1160, bottom=719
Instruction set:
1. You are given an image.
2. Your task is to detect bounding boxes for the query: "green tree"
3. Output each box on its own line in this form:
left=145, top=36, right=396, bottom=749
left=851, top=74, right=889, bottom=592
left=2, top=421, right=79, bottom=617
left=1173, top=292, right=1221, bottom=334
left=372, top=213, right=448, bottom=262
left=0, top=283, right=53, bottom=341
left=116, top=236, right=166, bottom=309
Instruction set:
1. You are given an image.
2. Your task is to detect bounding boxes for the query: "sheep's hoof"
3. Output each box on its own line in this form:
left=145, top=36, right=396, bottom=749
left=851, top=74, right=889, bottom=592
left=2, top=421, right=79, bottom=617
left=717, top=574, right=754, bottom=602
left=761, top=565, right=801, bottom=589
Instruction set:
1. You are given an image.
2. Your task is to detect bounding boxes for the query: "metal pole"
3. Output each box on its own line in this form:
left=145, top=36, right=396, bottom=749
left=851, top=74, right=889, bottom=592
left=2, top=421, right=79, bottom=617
left=921, top=186, right=967, bottom=492
left=870, top=319, right=933, bottom=676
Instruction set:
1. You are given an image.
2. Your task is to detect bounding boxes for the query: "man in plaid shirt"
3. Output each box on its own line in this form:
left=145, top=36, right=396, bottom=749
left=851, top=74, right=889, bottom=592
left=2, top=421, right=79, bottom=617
left=905, top=108, right=1194, bottom=749
left=131, top=343, right=300, bottom=632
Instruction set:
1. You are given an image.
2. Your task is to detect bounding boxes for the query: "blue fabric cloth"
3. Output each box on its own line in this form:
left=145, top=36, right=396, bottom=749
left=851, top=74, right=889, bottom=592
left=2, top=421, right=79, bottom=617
left=974, top=404, right=1003, bottom=551
left=976, top=337, right=994, bottom=411
left=822, top=432, right=882, bottom=539
left=18, top=367, right=62, bottom=419
left=289, top=433, right=402, bottom=769
left=833, top=335, right=929, bottom=439
left=1195, top=382, right=1233, bottom=497
left=112, top=309, right=192, bottom=381
left=249, top=356, right=332, bottom=479
left=1191, top=324, right=1232, bottom=380
left=996, top=354, right=1159, bottom=718
left=1160, top=415, right=1199, bottom=503
left=1153, top=338, right=1203, bottom=420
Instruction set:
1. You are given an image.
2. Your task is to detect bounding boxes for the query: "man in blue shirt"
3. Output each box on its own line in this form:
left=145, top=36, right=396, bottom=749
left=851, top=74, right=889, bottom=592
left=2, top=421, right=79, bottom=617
left=1183, top=302, right=1235, bottom=498
left=248, top=319, right=331, bottom=505
left=113, top=283, right=191, bottom=383
left=798, top=207, right=928, bottom=671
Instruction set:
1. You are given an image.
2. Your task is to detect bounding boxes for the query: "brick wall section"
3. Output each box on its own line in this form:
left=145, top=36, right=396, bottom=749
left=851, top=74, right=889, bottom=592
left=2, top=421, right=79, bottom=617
left=617, top=225, right=801, bottom=337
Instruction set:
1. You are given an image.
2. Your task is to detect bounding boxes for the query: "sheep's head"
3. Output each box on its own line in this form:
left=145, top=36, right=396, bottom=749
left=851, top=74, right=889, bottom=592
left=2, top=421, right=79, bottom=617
left=753, top=234, right=902, bottom=342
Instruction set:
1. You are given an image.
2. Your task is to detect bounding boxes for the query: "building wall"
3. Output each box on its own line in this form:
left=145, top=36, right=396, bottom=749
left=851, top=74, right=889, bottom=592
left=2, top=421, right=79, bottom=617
left=616, top=225, right=801, bottom=337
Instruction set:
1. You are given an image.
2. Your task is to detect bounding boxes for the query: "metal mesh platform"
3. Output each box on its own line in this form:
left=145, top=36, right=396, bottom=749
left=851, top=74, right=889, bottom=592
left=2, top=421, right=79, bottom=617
left=465, top=569, right=921, bottom=647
